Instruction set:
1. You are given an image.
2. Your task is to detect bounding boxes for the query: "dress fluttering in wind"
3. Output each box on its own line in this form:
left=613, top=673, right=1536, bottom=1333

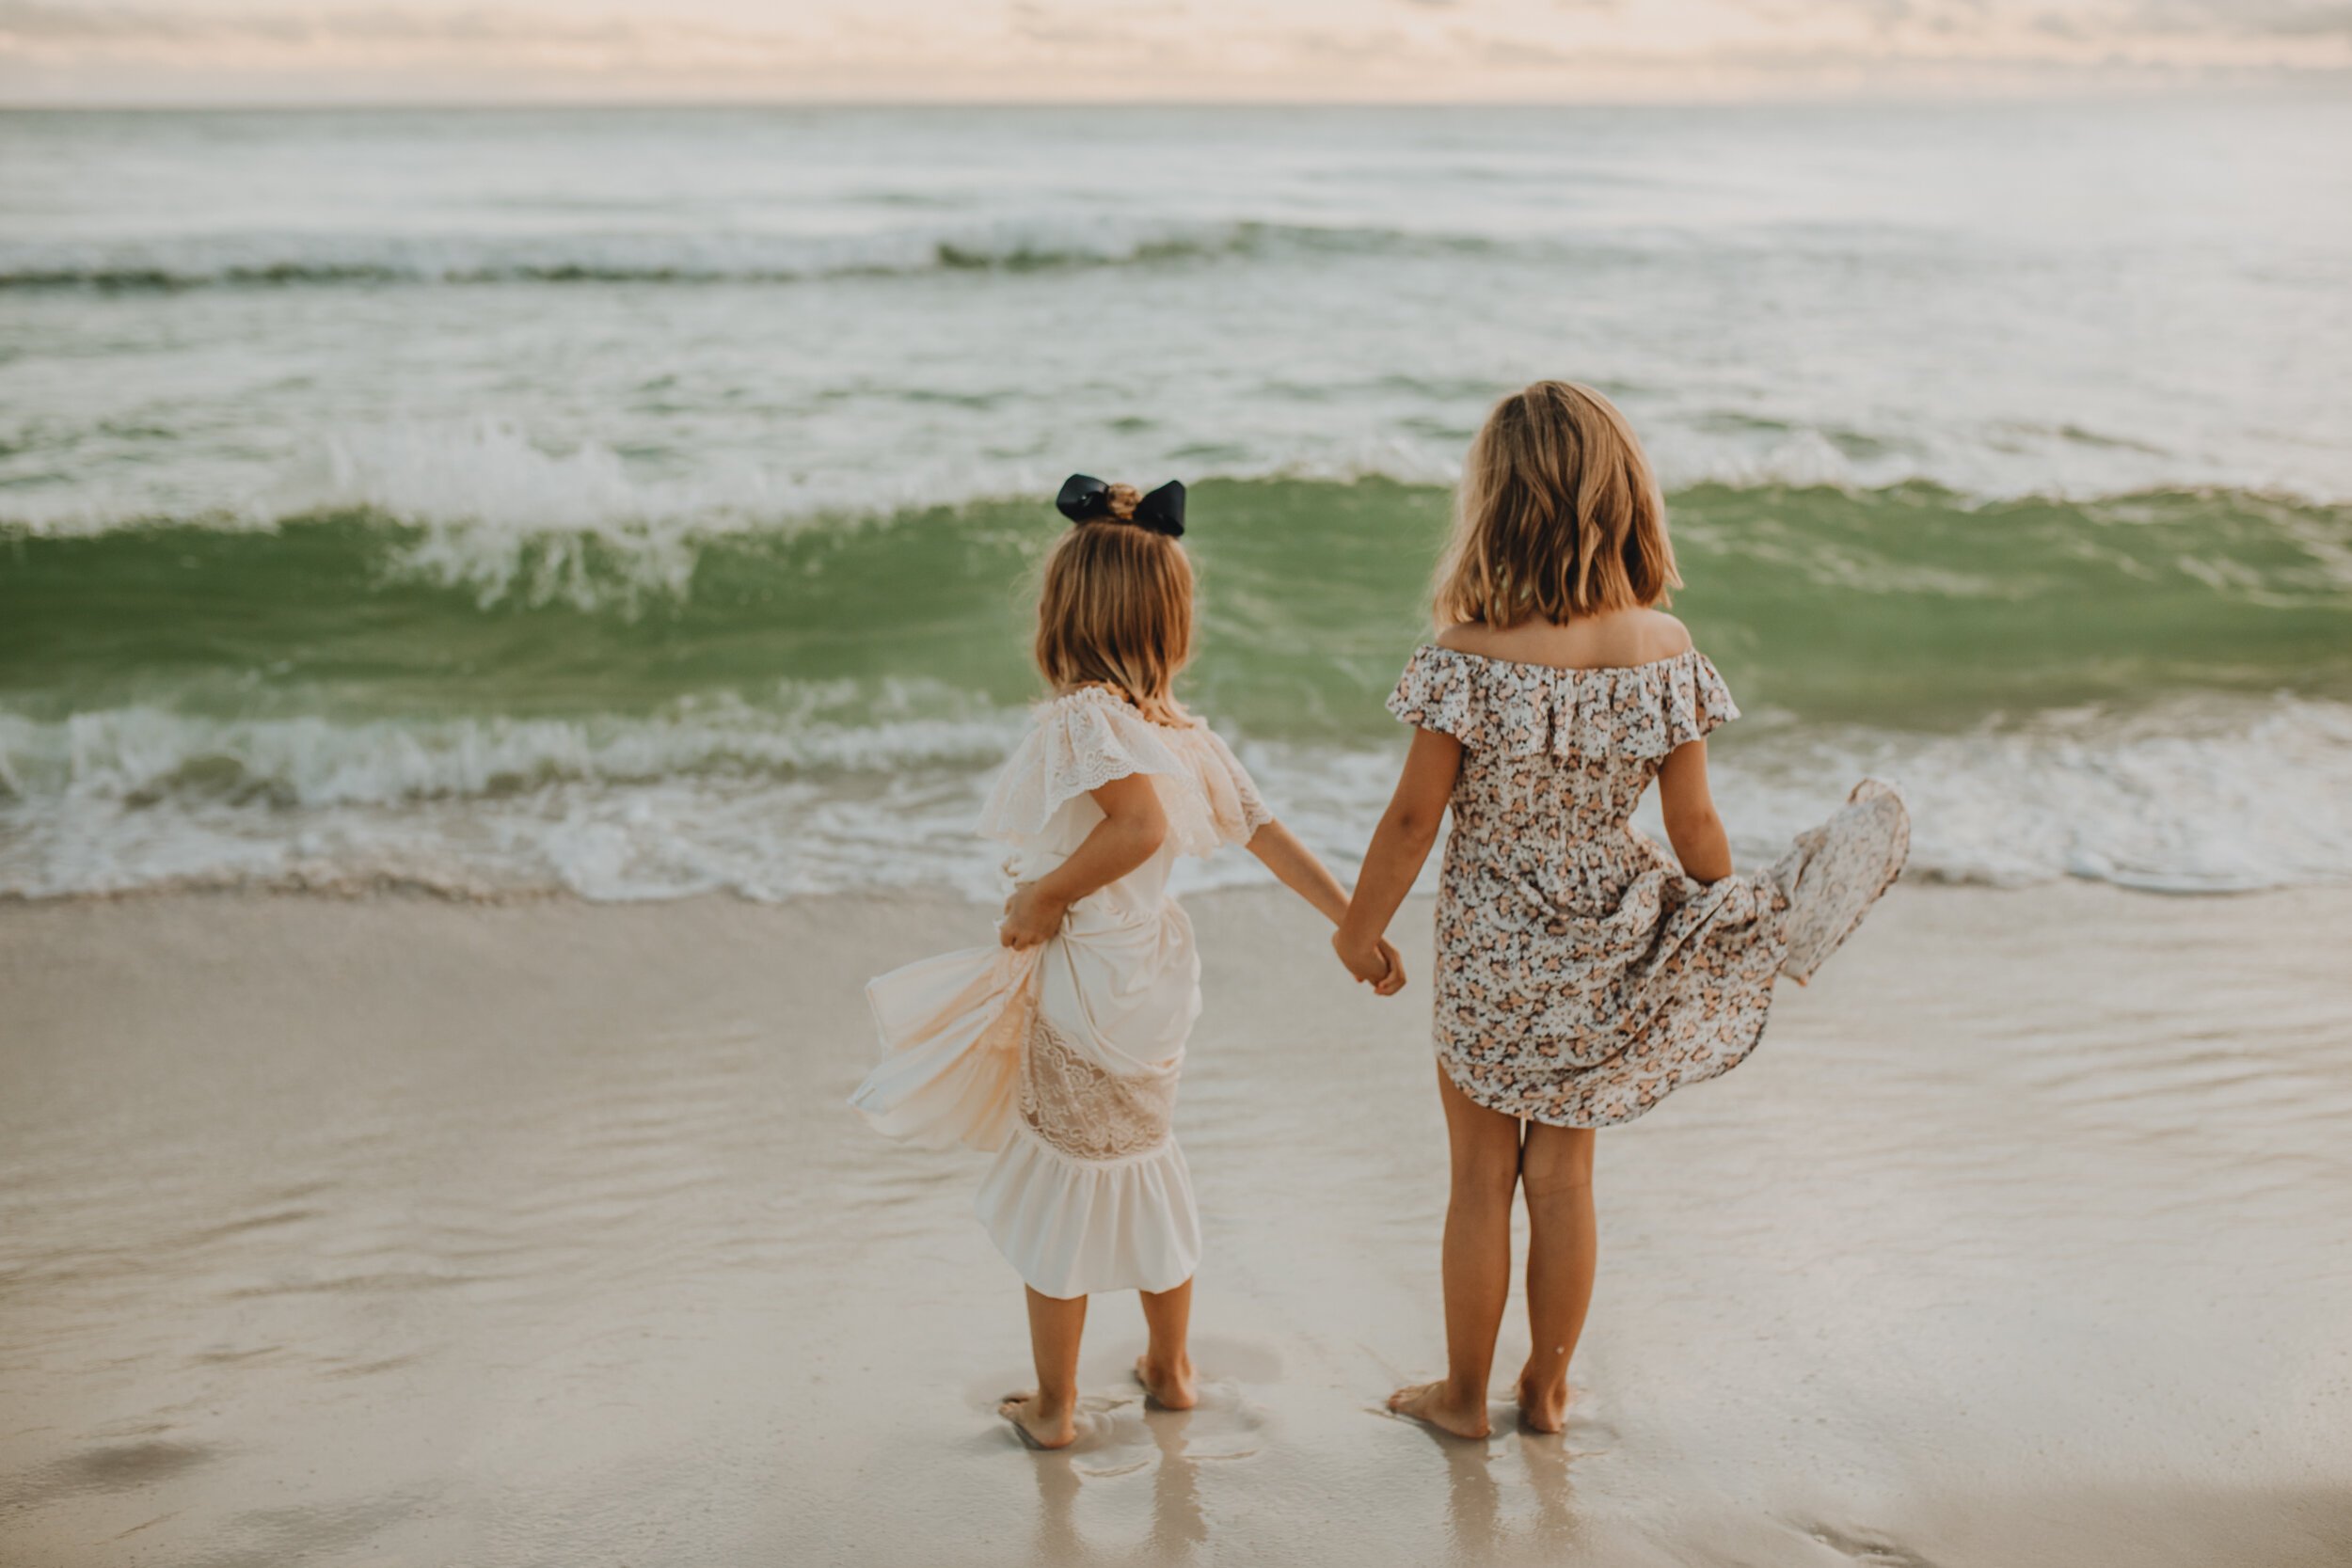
left=1389, top=644, right=1910, bottom=1129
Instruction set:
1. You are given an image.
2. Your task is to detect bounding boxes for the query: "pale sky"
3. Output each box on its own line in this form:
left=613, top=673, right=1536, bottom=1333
left=1, top=0, right=2346, bottom=106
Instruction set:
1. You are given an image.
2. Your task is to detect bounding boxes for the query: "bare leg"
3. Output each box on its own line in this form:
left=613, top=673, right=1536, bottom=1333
left=1389, top=1063, right=1520, bottom=1439
left=1135, top=1276, right=1199, bottom=1409
left=1517, top=1120, right=1597, bottom=1433
left=1000, top=1286, right=1087, bottom=1449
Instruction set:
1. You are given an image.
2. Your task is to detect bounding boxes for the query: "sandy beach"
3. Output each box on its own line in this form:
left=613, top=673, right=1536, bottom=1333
left=3, top=882, right=2347, bottom=1566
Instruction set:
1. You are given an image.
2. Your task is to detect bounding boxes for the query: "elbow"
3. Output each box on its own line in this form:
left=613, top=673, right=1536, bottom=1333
left=1662, top=806, right=1723, bottom=847
left=1390, top=804, right=1445, bottom=852
left=1130, top=815, right=1170, bottom=858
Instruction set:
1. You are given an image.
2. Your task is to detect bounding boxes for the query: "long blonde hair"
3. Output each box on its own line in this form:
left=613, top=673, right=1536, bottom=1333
left=1033, top=484, right=1195, bottom=725
left=1433, top=380, right=1678, bottom=627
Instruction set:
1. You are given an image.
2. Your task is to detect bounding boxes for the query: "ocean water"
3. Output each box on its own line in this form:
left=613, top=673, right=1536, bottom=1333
left=3, top=102, right=2349, bottom=899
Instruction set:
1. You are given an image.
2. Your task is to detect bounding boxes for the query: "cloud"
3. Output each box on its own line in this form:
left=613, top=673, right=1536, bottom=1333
left=2, top=0, right=2346, bottom=105
left=0, top=0, right=837, bottom=88
left=0, top=2, right=690, bottom=47
left=2129, top=0, right=2352, bottom=38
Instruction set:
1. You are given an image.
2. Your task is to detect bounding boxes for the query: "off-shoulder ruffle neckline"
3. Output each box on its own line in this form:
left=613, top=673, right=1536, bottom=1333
left=978, top=684, right=1263, bottom=855
left=1039, top=684, right=1200, bottom=732
left=1405, top=643, right=1707, bottom=680
left=1389, top=641, right=1737, bottom=759
left=1039, top=684, right=1133, bottom=711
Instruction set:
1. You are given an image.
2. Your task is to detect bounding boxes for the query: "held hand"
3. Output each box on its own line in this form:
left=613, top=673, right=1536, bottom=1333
left=1333, top=928, right=1405, bottom=994
left=998, top=883, right=1069, bottom=949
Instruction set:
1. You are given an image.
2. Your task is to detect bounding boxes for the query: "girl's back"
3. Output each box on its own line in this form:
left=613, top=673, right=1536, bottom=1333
left=1432, top=606, right=1692, bottom=673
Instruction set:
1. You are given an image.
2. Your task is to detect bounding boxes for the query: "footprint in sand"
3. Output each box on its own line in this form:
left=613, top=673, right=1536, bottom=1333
left=972, top=1370, right=1272, bottom=1468
left=1049, top=1377, right=1272, bottom=1474
left=1555, top=1399, right=1619, bottom=1454
left=1804, top=1521, right=1940, bottom=1568
left=1125, top=1376, right=1271, bottom=1465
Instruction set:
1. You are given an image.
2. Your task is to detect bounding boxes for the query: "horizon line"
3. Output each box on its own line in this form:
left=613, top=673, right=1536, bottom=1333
left=5, top=82, right=2343, bottom=114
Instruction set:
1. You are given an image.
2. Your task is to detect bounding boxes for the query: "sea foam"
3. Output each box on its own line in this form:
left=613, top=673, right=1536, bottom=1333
left=8, top=695, right=2349, bottom=902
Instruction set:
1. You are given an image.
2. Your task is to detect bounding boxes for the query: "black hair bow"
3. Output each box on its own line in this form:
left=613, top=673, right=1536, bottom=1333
left=1056, top=473, right=1186, bottom=537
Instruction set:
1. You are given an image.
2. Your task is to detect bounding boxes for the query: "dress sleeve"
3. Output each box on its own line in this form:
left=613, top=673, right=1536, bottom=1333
left=1194, top=726, right=1275, bottom=847
left=1385, top=645, right=1489, bottom=747
left=1657, top=650, right=1740, bottom=752
left=977, top=688, right=1218, bottom=851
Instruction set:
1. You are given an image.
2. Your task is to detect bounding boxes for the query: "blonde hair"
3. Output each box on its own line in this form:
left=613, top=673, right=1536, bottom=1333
left=1432, top=380, right=1679, bottom=627
left=1033, top=496, right=1195, bottom=725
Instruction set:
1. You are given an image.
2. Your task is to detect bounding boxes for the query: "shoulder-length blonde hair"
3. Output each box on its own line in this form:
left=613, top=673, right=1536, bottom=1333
left=1033, top=484, right=1195, bottom=725
left=1432, top=380, right=1678, bottom=627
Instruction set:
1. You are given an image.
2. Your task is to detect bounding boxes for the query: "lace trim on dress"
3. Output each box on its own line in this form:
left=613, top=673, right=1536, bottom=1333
left=1017, top=1009, right=1178, bottom=1164
left=1196, top=726, right=1275, bottom=845
left=977, top=687, right=1221, bottom=854
left=1387, top=643, right=1739, bottom=761
left=976, top=686, right=1271, bottom=855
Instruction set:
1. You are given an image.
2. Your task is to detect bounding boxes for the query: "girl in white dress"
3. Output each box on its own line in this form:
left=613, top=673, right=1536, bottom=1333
left=852, top=474, right=1402, bottom=1450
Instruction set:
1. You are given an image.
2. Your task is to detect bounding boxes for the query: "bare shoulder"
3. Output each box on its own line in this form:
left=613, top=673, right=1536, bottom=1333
left=1636, top=610, right=1695, bottom=659
left=1565, top=609, right=1691, bottom=667
left=1432, top=620, right=1498, bottom=656
left=1432, top=610, right=1692, bottom=670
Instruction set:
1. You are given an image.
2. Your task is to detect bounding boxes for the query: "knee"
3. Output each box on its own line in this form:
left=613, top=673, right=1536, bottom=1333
left=1451, top=1150, right=1520, bottom=1208
left=1519, top=1139, right=1595, bottom=1202
left=1521, top=1164, right=1593, bottom=1203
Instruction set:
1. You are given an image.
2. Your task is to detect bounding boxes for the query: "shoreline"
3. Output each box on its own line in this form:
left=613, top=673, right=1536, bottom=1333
left=4, top=881, right=2348, bottom=1565
left=6, top=860, right=2347, bottom=909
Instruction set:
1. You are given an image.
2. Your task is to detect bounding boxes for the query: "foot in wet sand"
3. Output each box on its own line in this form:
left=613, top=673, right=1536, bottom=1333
left=997, top=1392, right=1078, bottom=1449
left=1134, top=1353, right=1198, bottom=1410
left=1387, top=1380, right=1491, bottom=1440
left=1515, top=1370, right=1569, bottom=1434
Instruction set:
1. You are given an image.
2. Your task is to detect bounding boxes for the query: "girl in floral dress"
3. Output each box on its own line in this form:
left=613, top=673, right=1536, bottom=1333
left=853, top=475, right=1402, bottom=1450
left=1333, top=383, right=1909, bottom=1440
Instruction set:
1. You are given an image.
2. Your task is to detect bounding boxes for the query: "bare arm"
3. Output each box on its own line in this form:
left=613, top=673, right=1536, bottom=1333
left=1656, top=738, right=1734, bottom=883
left=1332, top=727, right=1462, bottom=990
left=1245, top=818, right=1406, bottom=993
left=999, top=772, right=1168, bottom=947
left=1245, top=817, right=1349, bottom=925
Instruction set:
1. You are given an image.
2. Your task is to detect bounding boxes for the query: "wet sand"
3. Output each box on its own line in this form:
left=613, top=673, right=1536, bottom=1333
left=2, top=884, right=2348, bottom=1567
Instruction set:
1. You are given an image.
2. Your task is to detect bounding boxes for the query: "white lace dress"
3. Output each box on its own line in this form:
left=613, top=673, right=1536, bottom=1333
left=850, top=688, right=1272, bottom=1300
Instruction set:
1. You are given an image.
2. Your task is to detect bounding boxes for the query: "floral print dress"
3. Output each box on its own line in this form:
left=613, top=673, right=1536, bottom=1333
left=1389, top=644, right=1909, bottom=1129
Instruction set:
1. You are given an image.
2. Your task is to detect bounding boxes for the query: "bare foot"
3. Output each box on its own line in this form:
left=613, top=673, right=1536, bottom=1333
left=1386, top=1380, right=1491, bottom=1440
left=997, top=1391, right=1077, bottom=1449
left=1515, top=1370, right=1569, bottom=1434
left=1134, top=1353, right=1198, bottom=1410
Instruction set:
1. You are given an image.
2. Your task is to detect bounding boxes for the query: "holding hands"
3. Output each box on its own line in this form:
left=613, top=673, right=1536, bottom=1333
left=1329, top=724, right=1465, bottom=1003
left=993, top=774, right=1415, bottom=996
left=1334, top=929, right=1408, bottom=996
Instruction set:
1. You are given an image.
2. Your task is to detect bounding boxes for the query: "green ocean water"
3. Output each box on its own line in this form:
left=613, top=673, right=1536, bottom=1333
left=8, top=480, right=2347, bottom=738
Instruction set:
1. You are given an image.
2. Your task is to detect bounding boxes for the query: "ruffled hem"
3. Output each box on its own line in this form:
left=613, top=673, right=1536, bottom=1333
left=976, top=687, right=1270, bottom=857
left=976, top=1124, right=1200, bottom=1298
left=1388, top=643, right=1739, bottom=760
left=1438, top=997, right=1771, bottom=1131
